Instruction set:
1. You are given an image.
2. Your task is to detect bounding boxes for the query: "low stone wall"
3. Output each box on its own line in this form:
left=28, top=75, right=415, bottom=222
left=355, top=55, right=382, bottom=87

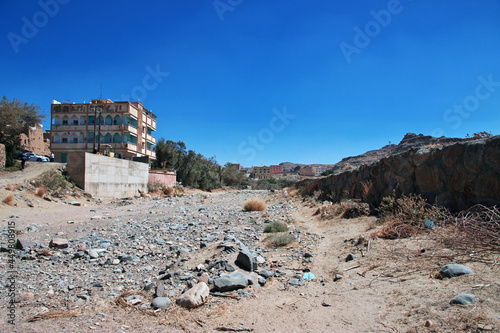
left=149, top=170, right=177, bottom=187
left=301, top=136, right=500, bottom=212
left=67, top=152, right=149, bottom=198
left=0, top=144, right=5, bottom=170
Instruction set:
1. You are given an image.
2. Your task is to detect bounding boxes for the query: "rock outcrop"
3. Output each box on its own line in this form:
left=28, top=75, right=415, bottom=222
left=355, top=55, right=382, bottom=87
left=300, top=136, right=500, bottom=212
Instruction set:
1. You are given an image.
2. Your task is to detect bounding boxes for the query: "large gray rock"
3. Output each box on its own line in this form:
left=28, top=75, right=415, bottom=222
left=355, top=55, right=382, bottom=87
left=439, top=264, right=472, bottom=278
left=236, top=250, right=255, bottom=271
left=151, top=297, right=171, bottom=310
left=451, top=294, right=476, bottom=305
left=176, top=282, right=209, bottom=309
left=213, top=272, right=250, bottom=292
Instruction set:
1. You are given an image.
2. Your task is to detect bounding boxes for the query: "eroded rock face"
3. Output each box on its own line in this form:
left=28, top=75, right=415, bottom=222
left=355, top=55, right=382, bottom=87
left=305, top=136, right=500, bottom=212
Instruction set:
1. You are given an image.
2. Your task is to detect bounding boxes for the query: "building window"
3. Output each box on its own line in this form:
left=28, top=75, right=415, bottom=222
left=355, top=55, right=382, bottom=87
left=73, top=119, right=78, bottom=125
left=62, top=120, right=68, bottom=125
left=73, top=137, right=78, bottom=143
left=62, top=138, right=68, bottom=143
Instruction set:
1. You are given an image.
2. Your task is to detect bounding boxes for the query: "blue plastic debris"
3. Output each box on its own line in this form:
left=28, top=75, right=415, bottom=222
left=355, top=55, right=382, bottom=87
left=424, top=220, right=435, bottom=229
left=303, top=272, right=315, bottom=281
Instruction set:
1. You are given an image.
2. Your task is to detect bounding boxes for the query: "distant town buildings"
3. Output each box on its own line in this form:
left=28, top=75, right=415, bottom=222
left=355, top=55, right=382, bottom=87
left=252, top=165, right=271, bottom=179
left=49, top=99, right=157, bottom=163
left=270, top=164, right=284, bottom=175
left=18, top=123, right=50, bottom=156
left=298, top=166, right=315, bottom=177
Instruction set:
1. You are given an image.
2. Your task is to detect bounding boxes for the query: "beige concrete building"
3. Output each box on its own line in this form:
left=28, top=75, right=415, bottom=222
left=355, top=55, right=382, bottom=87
left=50, top=99, right=156, bottom=163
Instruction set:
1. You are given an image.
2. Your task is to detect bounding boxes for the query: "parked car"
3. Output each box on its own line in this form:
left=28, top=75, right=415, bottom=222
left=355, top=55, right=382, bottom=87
left=19, top=152, right=35, bottom=159
left=27, top=154, right=49, bottom=162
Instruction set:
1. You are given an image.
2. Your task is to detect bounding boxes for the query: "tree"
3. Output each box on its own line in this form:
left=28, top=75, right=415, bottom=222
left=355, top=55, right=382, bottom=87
left=0, top=96, right=45, bottom=167
left=0, top=96, right=45, bottom=143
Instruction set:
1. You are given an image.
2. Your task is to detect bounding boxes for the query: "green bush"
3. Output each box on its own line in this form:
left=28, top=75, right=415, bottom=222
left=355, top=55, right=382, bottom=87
left=269, top=232, right=295, bottom=247
left=263, top=221, right=288, bottom=233
left=33, top=170, right=68, bottom=191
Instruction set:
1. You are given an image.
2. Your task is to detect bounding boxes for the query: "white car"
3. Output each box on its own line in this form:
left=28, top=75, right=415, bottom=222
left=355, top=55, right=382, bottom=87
left=27, top=154, right=50, bottom=162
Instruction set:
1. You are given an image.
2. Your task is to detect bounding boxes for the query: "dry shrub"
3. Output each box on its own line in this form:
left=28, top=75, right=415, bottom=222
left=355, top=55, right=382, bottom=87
left=162, top=185, right=174, bottom=196
left=36, top=187, right=47, bottom=198
left=313, top=201, right=369, bottom=219
left=243, top=198, right=267, bottom=212
left=298, top=179, right=321, bottom=197
left=5, top=184, right=14, bottom=191
left=343, top=164, right=355, bottom=171
left=372, top=194, right=444, bottom=239
left=3, top=194, right=15, bottom=205
left=438, top=205, right=500, bottom=253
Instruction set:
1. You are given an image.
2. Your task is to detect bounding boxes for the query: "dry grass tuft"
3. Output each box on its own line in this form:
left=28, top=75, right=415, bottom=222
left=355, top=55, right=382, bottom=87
left=36, top=187, right=47, bottom=198
left=3, top=194, right=15, bottom=206
left=115, top=290, right=150, bottom=308
left=27, top=310, right=77, bottom=322
left=243, top=198, right=267, bottom=212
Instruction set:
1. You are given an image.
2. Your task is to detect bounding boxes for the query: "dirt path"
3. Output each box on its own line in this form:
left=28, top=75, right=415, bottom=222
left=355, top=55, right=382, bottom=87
left=0, top=163, right=65, bottom=187
left=0, top=187, right=499, bottom=332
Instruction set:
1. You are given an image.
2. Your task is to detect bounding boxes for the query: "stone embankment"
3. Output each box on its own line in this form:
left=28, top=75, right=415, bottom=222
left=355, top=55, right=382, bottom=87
left=301, top=136, right=500, bottom=211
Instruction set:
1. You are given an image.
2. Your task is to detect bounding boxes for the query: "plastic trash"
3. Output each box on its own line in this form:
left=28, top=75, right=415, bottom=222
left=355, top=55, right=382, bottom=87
left=424, top=220, right=435, bottom=229
left=303, top=272, right=315, bottom=281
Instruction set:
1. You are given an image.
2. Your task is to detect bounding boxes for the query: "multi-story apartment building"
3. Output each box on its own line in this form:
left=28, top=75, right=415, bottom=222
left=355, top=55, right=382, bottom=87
left=252, top=165, right=271, bottom=179
left=50, top=99, right=156, bottom=163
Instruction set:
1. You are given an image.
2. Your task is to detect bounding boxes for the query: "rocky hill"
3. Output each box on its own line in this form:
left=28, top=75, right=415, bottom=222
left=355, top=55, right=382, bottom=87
left=281, top=133, right=464, bottom=175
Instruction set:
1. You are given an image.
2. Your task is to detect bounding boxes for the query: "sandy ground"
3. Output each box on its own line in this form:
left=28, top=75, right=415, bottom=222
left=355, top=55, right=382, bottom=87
left=0, top=165, right=499, bottom=333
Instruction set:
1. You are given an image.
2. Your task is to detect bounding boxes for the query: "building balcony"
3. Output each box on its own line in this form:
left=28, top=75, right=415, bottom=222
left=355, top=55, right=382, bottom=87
left=51, top=125, right=87, bottom=131
left=146, top=134, right=156, bottom=144
left=50, top=142, right=88, bottom=150
left=122, top=124, right=138, bottom=135
left=146, top=149, right=156, bottom=159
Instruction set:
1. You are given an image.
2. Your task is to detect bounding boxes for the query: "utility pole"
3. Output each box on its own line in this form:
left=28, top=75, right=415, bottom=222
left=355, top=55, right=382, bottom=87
left=90, top=105, right=102, bottom=153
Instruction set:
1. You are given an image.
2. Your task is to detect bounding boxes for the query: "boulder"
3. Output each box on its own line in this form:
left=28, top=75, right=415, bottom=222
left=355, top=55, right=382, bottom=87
left=49, top=238, right=69, bottom=249
left=236, top=250, right=255, bottom=271
left=213, top=272, right=250, bottom=292
left=176, top=282, right=209, bottom=309
left=16, top=239, right=37, bottom=250
left=439, top=264, right=472, bottom=278
left=451, top=294, right=476, bottom=305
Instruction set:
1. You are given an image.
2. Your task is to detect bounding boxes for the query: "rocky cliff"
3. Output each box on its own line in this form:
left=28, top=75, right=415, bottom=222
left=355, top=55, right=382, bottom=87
left=300, top=136, right=500, bottom=212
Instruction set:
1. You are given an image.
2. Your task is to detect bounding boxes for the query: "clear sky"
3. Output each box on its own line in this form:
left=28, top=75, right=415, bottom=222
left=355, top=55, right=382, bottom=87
left=1, top=0, right=499, bottom=166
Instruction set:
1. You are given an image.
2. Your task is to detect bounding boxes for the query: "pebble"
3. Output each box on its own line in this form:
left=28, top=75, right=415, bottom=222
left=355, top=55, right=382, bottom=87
left=151, top=297, right=171, bottom=310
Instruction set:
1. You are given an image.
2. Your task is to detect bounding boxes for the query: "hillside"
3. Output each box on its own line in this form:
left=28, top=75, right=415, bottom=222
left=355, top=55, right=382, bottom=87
left=282, top=133, right=464, bottom=175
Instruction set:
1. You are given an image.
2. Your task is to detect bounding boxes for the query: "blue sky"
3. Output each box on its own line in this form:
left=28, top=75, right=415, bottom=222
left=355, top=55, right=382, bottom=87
left=1, top=0, right=499, bottom=166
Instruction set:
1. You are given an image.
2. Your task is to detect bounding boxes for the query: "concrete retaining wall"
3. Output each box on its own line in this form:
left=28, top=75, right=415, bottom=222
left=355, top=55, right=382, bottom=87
left=67, top=152, right=148, bottom=198
left=149, top=170, right=177, bottom=187
left=299, top=136, right=500, bottom=212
